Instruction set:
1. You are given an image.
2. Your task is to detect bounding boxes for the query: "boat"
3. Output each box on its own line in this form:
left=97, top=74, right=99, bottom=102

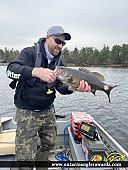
left=0, top=112, right=128, bottom=170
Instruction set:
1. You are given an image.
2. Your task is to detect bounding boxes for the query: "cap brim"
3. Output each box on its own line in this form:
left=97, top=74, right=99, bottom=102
left=50, top=33, right=71, bottom=40
left=64, top=33, right=71, bottom=40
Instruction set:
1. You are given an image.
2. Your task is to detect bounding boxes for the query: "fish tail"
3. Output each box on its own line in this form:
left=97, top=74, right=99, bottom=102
left=105, top=85, right=117, bottom=103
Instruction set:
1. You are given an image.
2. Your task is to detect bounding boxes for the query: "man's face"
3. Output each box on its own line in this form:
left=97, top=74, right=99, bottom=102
left=46, top=35, right=65, bottom=56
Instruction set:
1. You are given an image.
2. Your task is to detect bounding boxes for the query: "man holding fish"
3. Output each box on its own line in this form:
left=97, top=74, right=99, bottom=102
left=7, top=26, right=91, bottom=170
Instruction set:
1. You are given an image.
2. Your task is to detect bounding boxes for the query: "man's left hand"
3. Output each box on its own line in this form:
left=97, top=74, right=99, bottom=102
left=76, top=80, right=91, bottom=92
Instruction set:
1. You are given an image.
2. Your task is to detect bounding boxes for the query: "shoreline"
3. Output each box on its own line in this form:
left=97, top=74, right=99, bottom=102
left=0, top=63, right=9, bottom=66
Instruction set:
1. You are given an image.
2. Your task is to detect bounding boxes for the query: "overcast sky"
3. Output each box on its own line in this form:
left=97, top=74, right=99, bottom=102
left=0, top=0, right=128, bottom=51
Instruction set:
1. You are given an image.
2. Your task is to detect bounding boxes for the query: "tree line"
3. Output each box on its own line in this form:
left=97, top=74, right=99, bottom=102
left=0, top=47, right=19, bottom=63
left=0, top=44, right=128, bottom=66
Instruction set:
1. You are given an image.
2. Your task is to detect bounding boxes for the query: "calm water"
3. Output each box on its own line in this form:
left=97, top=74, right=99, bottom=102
left=0, top=66, right=128, bottom=151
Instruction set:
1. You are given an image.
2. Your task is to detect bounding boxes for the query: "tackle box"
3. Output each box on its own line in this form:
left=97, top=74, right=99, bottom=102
left=82, top=135, right=107, bottom=161
left=70, top=112, right=93, bottom=143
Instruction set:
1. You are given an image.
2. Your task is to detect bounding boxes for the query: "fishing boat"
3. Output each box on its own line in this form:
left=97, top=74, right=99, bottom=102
left=0, top=112, right=128, bottom=170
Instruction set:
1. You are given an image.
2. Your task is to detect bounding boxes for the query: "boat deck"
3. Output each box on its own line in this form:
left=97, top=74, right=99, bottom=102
left=0, top=117, right=128, bottom=170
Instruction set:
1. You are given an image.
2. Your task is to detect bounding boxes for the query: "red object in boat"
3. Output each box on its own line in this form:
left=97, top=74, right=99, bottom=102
left=70, top=112, right=93, bottom=143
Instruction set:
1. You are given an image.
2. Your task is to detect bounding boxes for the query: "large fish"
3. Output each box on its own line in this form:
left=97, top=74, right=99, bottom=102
left=56, top=66, right=117, bottom=103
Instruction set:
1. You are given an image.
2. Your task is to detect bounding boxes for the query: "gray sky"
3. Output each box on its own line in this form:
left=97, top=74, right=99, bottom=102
left=0, top=0, right=128, bottom=51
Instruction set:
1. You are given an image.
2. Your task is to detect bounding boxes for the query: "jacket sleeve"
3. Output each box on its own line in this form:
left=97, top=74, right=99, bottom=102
left=55, top=78, right=73, bottom=95
left=6, top=47, right=35, bottom=81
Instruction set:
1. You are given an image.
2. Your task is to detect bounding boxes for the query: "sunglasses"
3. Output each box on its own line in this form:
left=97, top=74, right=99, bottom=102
left=51, top=36, right=66, bottom=46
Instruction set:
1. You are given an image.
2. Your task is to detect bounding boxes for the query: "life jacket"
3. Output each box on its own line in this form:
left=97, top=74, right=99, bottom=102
left=9, top=42, right=44, bottom=89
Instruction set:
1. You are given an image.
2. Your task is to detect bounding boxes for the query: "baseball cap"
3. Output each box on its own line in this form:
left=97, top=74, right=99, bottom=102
left=47, top=26, right=71, bottom=40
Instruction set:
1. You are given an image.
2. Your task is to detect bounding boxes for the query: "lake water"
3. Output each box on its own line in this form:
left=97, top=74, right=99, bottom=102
left=0, top=66, right=128, bottom=152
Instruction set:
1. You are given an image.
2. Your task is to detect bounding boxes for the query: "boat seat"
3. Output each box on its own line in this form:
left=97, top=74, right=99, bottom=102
left=0, top=129, right=15, bottom=154
left=0, top=117, right=15, bottom=155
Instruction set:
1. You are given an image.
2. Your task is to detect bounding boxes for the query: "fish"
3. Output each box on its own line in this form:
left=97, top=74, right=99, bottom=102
left=56, top=66, right=117, bottom=103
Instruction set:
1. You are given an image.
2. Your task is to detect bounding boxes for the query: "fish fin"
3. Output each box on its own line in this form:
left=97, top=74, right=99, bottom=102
left=67, top=75, right=78, bottom=91
left=91, top=72, right=105, bottom=81
left=79, top=68, right=91, bottom=73
left=68, top=86, right=76, bottom=91
left=79, top=68, right=105, bottom=81
left=91, top=90, right=96, bottom=95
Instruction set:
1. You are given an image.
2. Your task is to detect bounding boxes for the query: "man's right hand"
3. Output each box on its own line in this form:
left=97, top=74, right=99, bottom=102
left=32, top=68, right=57, bottom=83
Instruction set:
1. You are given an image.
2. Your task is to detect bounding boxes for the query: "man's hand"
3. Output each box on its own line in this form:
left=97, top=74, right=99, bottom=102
left=76, top=80, right=91, bottom=92
left=32, top=68, right=57, bottom=83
